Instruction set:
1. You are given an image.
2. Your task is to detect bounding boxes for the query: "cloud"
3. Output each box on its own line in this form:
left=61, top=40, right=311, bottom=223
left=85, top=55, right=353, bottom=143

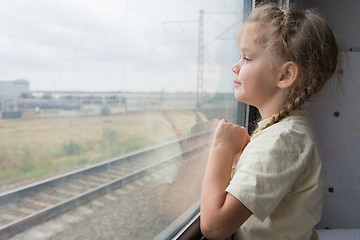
left=0, top=0, right=242, bottom=92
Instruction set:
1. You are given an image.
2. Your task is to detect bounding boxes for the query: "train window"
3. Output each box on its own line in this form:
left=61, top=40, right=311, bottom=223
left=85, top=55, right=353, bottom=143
left=0, top=0, right=244, bottom=239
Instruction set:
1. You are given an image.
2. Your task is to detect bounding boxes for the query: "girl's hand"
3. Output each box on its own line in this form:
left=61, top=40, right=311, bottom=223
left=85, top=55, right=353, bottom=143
left=201, top=120, right=253, bottom=239
left=213, top=119, right=250, bottom=155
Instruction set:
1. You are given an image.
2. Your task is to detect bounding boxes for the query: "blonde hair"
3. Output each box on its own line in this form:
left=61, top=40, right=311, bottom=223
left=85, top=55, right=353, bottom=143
left=242, top=3, right=339, bottom=132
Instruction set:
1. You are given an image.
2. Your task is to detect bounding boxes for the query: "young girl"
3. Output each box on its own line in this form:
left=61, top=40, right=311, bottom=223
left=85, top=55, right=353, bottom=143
left=200, top=3, right=339, bottom=240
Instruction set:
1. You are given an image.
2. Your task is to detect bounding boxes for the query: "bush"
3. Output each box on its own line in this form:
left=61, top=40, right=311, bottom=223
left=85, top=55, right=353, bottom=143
left=62, top=140, right=81, bottom=155
left=102, top=127, right=118, bottom=143
left=101, top=105, right=111, bottom=116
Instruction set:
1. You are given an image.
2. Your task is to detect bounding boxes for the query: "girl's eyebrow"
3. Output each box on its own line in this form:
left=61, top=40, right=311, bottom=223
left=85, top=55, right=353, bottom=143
left=240, top=47, right=254, bottom=54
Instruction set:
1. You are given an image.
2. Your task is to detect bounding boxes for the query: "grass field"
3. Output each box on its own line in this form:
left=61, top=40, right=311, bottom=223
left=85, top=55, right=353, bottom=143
left=0, top=110, right=207, bottom=189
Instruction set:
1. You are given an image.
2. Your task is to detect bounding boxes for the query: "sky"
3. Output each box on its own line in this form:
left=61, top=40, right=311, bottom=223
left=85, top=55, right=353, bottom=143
left=0, top=0, right=243, bottom=93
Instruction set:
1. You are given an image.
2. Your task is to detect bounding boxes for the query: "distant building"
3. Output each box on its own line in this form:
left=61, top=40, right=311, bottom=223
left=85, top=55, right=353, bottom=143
left=0, top=79, right=30, bottom=98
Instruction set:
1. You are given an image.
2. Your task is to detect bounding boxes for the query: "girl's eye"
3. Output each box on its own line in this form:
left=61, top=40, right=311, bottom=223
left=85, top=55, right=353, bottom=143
left=243, top=57, right=251, bottom=62
left=240, top=54, right=251, bottom=62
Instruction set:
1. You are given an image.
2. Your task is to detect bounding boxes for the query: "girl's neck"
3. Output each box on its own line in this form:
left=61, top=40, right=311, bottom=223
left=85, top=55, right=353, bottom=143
left=256, top=85, right=289, bottom=119
left=258, top=103, right=284, bottom=119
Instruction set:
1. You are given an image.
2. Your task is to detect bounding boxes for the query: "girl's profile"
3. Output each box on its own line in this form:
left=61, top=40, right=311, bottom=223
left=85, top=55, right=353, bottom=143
left=200, top=3, right=339, bottom=240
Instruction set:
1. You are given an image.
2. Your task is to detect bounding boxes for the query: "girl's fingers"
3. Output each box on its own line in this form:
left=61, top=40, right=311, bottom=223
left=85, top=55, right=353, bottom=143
left=219, top=119, right=227, bottom=124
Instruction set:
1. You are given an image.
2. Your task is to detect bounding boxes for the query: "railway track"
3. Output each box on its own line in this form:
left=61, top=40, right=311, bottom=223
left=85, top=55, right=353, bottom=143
left=0, top=130, right=214, bottom=239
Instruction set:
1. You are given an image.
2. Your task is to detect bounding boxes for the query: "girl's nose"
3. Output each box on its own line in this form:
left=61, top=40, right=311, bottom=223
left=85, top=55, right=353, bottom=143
left=232, top=62, right=240, bottom=74
left=232, top=66, right=237, bottom=73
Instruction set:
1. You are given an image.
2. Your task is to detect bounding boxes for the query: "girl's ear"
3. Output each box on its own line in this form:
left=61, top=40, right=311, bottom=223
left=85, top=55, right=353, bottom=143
left=277, top=61, right=299, bottom=89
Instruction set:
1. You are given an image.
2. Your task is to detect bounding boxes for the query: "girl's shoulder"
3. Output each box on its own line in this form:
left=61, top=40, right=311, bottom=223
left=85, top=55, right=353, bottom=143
left=255, top=110, right=314, bottom=137
left=250, top=110, right=317, bottom=153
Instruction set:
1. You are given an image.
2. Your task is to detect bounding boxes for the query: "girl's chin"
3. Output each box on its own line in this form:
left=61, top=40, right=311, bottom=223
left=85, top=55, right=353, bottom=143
left=234, top=92, right=245, bottom=102
left=234, top=93, right=252, bottom=106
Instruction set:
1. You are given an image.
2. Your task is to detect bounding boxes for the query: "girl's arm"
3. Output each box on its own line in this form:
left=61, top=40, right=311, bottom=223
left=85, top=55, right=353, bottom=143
left=200, top=120, right=252, bottom=240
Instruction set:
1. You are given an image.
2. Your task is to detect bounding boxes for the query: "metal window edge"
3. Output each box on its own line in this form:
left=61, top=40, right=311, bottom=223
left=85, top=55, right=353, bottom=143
left=153, top=201, right=201, bottom=240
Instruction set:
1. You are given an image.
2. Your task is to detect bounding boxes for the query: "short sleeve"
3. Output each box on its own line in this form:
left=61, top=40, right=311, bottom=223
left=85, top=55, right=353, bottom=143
left=226, top=130, right=307, bottom=222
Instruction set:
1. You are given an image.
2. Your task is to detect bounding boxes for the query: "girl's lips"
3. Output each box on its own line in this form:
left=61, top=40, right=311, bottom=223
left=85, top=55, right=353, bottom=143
left=234, top=79, right=241, bottom=87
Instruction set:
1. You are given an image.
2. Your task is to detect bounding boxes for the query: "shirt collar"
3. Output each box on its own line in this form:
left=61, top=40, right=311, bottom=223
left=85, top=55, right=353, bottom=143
left=257, top=116, right=272, bottom=130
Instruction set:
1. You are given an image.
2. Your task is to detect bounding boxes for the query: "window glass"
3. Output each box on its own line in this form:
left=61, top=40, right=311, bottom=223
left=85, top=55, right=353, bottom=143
left=0, top=0, right=243, bottom=239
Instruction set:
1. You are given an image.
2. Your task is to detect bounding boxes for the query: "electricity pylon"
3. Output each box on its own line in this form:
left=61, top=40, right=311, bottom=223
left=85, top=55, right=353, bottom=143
left=163, top=10, right=241, bottom=108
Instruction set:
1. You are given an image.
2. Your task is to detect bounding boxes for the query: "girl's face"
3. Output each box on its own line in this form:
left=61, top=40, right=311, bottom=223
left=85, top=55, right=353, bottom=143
left=232, top=26, right=281, bottom=113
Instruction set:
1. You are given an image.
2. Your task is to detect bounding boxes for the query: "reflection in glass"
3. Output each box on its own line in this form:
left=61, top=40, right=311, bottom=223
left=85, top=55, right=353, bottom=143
left=0, top=0, right=243, bottom=239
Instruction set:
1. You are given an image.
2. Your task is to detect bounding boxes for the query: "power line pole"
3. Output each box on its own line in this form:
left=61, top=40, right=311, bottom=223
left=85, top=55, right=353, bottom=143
left=197, top=10, right=205, bottom=108
left=163, top=10, right=241, bottom=109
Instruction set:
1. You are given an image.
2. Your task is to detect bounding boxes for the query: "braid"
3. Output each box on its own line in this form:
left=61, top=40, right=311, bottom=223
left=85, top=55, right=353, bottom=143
left=279, top=9, right=287, bottom=41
